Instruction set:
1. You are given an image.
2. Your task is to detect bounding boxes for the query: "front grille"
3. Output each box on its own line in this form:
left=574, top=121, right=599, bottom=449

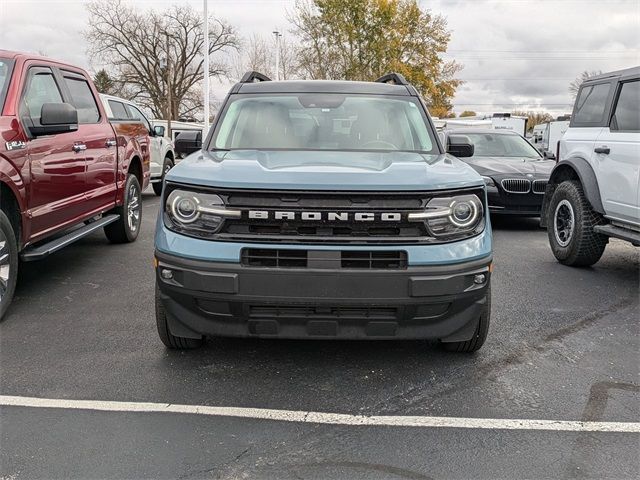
left=249, top=305, right=398, bottom=320
left=532, top=180, right=547, bottom=194
left=241, top=248, right=407, bottom=269
left=341, top=250, right=407, bottom=269
left=501, top=178, right=531, bottom=193
left=241, top=248, right=307, bottom=268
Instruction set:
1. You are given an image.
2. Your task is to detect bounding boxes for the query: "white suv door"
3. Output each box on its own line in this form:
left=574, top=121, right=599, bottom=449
left=593, top=79, right=640, bottom=226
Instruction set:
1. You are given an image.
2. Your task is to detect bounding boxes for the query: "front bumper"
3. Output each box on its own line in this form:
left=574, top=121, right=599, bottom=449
left=150, top=161, right=162, bottom=181
left=155, top=251, right=492, bottom=341
left=487, top=186, right=544, bottom=216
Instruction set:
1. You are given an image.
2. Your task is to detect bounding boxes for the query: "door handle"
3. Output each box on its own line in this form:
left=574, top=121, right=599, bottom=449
left=594, top=146, right=610, bottom=155
left=72, top=143, right=87, bottom=152
left=106, top=139, right=117, bottom=148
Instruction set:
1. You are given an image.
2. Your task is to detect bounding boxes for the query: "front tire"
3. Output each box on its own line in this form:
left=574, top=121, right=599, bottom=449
left=152, top=157, right=173, bottom=196
left=0, top=210, right=19, bottom=321
left=547, top=180, right=607, bottom=267
left=104, top=174, right=142, bottom=244
left=155, top=286, right=203, bottom=349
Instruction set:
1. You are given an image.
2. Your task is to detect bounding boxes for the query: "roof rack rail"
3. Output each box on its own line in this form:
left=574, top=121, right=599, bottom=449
left=240, top=71, right=271, bottom=83
left=375, top=73, right=409, bottom=86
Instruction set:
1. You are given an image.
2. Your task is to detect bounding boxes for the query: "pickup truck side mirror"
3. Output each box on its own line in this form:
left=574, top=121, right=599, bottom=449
left=543, top=150, right=556, bottom=160
left=174, top=130, right=203, bottom=158
left=447, top=135, right=474, bottom=158
left=153, top=125, right=165, bottom=137
left=30, top=103, right=79, bottom=137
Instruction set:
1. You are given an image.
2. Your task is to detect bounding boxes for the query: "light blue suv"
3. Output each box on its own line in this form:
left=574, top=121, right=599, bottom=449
left=154, top=72, right=492, bottom=352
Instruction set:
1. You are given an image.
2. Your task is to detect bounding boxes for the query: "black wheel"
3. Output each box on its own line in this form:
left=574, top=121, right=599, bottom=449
left=0, top=210, right=19, bottom=320
left=442, top=286, right=491, bottom=353
left=547, top=180, right=607, bottom=267
left=152, top=157, right=173, bottom=196
left=104, top=174, right=142, bottom=244
left=155, top=285, right=203, bottom=349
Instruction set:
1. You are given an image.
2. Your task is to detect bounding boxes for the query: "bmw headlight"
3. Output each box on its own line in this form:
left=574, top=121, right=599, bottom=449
left=482, top=176, right=496, bottom=188
left=409, top=194, right=484, bottom=240
left=164, top=189, right=240, bottom=237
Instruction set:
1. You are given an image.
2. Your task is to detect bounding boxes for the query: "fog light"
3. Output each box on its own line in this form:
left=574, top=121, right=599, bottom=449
left=473, top=274, right=486, bottom=284
left=161, top=269, right=173, bottom=280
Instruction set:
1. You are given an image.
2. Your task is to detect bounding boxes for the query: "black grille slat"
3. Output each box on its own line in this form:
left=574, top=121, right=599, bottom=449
left=532, top=180, right=547, bottom=194
left=249, top=305, right=398, bottom=320
left=501, top=178, right=531, bottom=193
left=241, top=248, right=407, bottom=269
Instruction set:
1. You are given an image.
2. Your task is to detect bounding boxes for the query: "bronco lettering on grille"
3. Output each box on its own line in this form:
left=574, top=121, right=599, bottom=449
left=247, top=211, right=403, bottom=222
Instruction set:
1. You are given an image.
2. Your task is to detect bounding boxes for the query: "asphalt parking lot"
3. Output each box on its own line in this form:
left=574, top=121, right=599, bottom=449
left=1, top=190, right=639, bottom=480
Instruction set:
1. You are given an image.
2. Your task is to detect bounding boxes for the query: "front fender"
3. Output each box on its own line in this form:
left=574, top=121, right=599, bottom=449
left=540, top=157, right=603, bottom=226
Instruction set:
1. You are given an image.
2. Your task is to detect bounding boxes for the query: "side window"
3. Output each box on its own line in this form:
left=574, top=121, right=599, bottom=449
left=125, top=104, right=151, bottom=131
left=21, top=68, right=63, bottom=125
left=573, top=82, right=611, bottom=126
left=611, top=80, right=639, bottom=132
left=63, top=76, right=100, bottom=124
left=108, top=100, right=129, bottom=120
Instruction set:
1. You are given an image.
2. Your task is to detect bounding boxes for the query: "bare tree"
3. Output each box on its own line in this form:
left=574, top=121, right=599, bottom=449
left=569, top=70, right=602, bottom=100
left=232, top=33, right=300, bottom=81
left=85, top=0, right=240, bottom=119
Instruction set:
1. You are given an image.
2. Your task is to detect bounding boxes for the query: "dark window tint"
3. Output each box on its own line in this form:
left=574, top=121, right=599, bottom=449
left=108, top=100, right=129, bottom=119
left=22, top=70, right=63, bottom=122
left=63, top=77, right=100, bottom=124
left=612, top=80, right=640, bottom=132
left=573, top=83, right=611, bottom=125
left=125, top=104, right=151, bottom=131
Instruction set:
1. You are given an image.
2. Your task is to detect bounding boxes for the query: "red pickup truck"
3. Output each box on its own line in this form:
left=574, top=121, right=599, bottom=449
left=0, top=50, right=151, bottom=318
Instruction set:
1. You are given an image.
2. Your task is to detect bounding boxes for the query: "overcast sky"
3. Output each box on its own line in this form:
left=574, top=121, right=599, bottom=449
left=1, top=0, right=638, bottom=116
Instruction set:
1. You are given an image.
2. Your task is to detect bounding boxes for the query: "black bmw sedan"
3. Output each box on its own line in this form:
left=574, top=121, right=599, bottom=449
left=445, top=129, right=555, bottom=216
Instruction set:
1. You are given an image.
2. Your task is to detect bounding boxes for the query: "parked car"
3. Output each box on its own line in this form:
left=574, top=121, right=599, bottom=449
left=542, top=66, right=640, bottom=266
left=0, top=50, right=150, bottom=318
left=100, top=94, right=175, bottom=196
left=443, top=129, right=555, bottom=216
left=154, top=71, right=492, bottom=353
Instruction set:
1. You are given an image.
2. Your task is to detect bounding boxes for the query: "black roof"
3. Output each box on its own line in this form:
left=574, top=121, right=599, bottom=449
left=584, top=66, right=640, bottom=83
left=233, top=79, right=415, bottom=96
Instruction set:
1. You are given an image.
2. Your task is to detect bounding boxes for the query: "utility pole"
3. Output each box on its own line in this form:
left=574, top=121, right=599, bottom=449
left=272, top=30, right=282, bottom=81
left=203, top=0, right=210, bottom=133
left=165, top=31, right=172, bottom=140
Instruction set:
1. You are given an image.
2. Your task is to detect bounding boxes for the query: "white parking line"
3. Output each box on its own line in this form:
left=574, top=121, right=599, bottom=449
left=1, top=395, right=639, bottom=433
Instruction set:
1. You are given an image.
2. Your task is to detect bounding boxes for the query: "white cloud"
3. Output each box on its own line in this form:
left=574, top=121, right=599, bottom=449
left=1, top=0, right=638, bottom=116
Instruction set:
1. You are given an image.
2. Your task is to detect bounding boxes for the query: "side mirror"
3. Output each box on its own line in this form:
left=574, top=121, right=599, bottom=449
left=153, top=125, right=165, bottom=137
left=174, top=130, right=202, bottom=158
left=543, top=150, right=556, bottom=160
left=447, top=134, right=474, bottom=158
left=30, top=103, right=78, bottom=136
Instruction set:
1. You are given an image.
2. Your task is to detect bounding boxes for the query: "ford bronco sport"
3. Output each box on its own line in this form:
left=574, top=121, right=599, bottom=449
left=542, top=66, right=640, bottom=266
left=154, top=72, right=493, bottom=352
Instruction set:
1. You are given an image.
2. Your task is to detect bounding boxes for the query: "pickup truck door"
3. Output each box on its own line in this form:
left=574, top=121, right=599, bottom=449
left=20, top=66, right=88, bottom=240
left=593, top=79, right=640, bottom=226
left=59, top=71, right=117, bottom=214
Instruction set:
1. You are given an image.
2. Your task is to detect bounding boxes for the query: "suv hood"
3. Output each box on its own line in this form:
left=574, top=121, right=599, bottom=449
left=465, top=156, right=555, bottom=177
left=166, top=150, right=484, bottom=191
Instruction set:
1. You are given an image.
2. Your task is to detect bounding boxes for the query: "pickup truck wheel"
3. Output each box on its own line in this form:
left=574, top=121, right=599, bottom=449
left=442, top=286, right=491, bottom=353
left=547, top=180, right=607, bottom=267
left=104, top=174, right=142, bottom=244
left=0, top=210, right=18, bottom=320
left=152, top=157, right=173, bottom=196
left=155, top=286, right=203, bottom=349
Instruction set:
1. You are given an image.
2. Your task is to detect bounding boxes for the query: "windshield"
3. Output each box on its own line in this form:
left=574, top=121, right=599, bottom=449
left=464, top=132, right=541, bottom=159
left=212, top=94, right=437, bottom=154
left=0, top=58, right=15, bottom=111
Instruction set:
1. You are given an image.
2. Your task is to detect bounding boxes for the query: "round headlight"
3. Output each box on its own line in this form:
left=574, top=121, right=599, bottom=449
left=449, top=199, right=478, bottom=228
left=170, top=194, right=200, bottom=224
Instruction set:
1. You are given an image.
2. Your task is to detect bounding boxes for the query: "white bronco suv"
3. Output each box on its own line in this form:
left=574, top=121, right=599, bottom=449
left=100, top=94, right=176, bottom=196
left=542, top=66, right=640, bottom=266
